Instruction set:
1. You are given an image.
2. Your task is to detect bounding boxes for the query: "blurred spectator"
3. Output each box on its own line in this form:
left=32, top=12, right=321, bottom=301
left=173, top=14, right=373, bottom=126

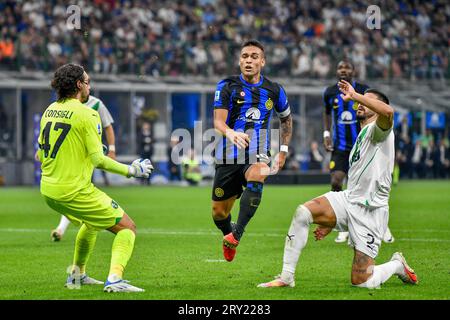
left=312, top=50, right=330, bottom=78
left=0, top=103, right=10, bottom=158
left=168, top=136, right=181, bottom=182
left=138, top=121, right=153, bottom=185
left=282, top=147, right=300, bottom=171
left=182, top=148, right=202, bottom=186
left=0, top=0, right=448, bottom=79
left=411, top=139, right=425, bottom=178
left=271, top=43, right=290, bottom=76
left=424, top=139, right=439, bottom=178
left=139, top=121, right=153, bottom=160
left=0, top=36, right=15, bottom=70
left=309, top=141, right=324, bottom=170
left=292, top=49, right=311, bottom=77
left=397, top=135, right=414, bottom=179
left=438, top=139, right=450, bottom=178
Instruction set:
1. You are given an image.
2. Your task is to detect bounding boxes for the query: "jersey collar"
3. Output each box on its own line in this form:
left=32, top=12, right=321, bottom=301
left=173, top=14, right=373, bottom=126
left=239, top=74, right=264, bottom=87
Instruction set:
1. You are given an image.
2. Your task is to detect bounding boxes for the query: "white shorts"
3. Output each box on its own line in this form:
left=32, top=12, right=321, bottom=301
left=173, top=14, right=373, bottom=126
left=324, top=191, right=389, bottom=259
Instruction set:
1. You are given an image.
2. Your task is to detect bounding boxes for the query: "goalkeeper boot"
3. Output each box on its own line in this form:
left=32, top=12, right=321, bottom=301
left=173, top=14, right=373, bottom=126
left=223, top=232, right=239, bottom=262
left=257, top=275, right=295, bottom=288
left=65, top=274, right=104, bottom=289
left=104, top=279, right=145, bottom=293
left=390, top=252, right=418, bottom=285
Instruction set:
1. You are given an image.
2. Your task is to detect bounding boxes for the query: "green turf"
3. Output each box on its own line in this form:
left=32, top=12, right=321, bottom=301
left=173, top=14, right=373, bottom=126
left=0, top=181, right=449, bottom=300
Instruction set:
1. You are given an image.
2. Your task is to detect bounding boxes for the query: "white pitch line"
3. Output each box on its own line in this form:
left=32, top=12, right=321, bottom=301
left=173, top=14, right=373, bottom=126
left=0, top=228, right=449, bottom=242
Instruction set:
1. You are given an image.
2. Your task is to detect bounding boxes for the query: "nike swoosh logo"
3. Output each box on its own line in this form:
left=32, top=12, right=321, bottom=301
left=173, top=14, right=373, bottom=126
left=237, top=100, right=245, bottom=104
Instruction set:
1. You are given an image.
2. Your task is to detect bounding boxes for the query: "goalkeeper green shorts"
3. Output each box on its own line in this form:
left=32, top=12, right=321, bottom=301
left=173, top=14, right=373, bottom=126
left=43, top=186, right=124, bottom=230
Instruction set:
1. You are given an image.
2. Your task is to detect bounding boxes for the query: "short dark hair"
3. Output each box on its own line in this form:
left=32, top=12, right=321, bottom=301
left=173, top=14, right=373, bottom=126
left=337, top=60, right=354, bottom=70
left=51, top=63, right=85, bottom=101
left=364, top=88, right=390, bottom=105
left=241, top=39, right=265, bottom=54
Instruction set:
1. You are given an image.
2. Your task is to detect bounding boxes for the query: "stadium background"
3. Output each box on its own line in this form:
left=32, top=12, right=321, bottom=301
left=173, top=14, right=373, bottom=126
left=0, top=0, right=449, bottom=302
left=0, top=0, right=449, bottom=185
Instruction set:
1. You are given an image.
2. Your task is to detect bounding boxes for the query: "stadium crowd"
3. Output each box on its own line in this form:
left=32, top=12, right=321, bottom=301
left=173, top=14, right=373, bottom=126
left=0, top=0, right=449, bottom=79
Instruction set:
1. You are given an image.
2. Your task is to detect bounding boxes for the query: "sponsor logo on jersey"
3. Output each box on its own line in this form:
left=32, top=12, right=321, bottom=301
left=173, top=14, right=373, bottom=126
left=214, top=90, right=220, bottom=102
left=214, top=187, right=224, bottom=198
left=237, top=99, right=245, bottom=104
left=245, top=107, right=261, bottom=121
left=333, top=98, right=339, bottom=109
left=111, top=200, right=119, bottom=209
left=338, top=111, right=357, bottom=124
left=265, top=98, right=273, bottom=110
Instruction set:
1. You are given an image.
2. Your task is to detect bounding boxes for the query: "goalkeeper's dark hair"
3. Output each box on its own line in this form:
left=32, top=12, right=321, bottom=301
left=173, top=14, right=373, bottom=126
left=51, top=63, right=85, bottom=101
left=364, top=88, right=390, bottom=105
left=241, top=39, right=265, bottom=55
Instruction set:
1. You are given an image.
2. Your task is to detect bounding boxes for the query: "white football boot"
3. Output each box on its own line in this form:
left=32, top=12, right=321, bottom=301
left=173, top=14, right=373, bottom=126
left=65, top=274, right=103, bottom=289
left=104, top=279, right=145, bottom=293
left=390, top=252, right=418, bottom=284
left=257, top=275, right=295, bottom=288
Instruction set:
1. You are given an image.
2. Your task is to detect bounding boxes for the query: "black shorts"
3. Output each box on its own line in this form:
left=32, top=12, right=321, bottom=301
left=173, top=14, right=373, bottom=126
left=330, top=150, right=351, bottom=173
left=212, top=164, right=252, bottom=201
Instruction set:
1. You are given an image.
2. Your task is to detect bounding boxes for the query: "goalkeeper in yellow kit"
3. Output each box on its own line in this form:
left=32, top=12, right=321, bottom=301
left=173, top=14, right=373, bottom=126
left=36, top=64, right=153, bottom=293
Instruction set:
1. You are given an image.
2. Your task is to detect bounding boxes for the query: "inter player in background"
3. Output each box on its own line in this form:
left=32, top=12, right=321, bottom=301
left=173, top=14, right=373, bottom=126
left=258, top=82, right=417, bottom=289
left=36, top=64, right=153, bottom=292
left=212, top=40, right=292, bottom=262
left=50, top=94, right=117, bottom=241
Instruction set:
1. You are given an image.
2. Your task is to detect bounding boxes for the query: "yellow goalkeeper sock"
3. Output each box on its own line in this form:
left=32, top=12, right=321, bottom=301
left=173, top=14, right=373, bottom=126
left=108, top=229, right=135, bottom=281
left=72, top=224, right=98, bottom=275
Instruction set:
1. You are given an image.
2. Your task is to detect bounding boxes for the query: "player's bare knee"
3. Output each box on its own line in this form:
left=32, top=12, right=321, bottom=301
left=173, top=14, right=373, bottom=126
left=246, top=163, right=268, bottom=181
left=128, top=223, right=137, bottom=234
left=303, top=199, right=334, bottom=226
left=351, top=272, right=371, bottom=285
left=212, top=205, right=228, bottom=220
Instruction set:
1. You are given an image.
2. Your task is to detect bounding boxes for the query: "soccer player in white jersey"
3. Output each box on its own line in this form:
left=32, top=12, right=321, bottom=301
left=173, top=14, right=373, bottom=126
left=50, top=95, right=117, bottom=242
left=258, top=80, right=418, bottom=289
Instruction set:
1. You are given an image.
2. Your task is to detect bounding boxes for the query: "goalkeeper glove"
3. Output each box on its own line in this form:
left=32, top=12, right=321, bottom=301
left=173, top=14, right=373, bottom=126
left=128, top=158, right=154, bottom=178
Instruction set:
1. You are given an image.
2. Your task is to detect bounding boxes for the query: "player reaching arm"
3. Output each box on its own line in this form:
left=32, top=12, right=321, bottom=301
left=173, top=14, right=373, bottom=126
left=338, top=80, right=393, bottom=130
left=258, top=85, right=417, bottom=289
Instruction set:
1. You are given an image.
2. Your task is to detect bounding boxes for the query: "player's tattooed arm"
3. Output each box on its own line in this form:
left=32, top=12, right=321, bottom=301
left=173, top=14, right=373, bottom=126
left=280, top=114, right=293, bottom=146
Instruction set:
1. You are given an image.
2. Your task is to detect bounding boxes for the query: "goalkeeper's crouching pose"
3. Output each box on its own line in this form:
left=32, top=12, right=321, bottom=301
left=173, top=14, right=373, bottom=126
left=36, top=63, right=153, bottom=293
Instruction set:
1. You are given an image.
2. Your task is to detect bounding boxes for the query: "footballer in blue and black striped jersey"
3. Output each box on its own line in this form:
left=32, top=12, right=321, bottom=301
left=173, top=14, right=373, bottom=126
left=323, top=61, right=369, bottom=179
left=211, top=40, right=293, bottom=262
left=213, top=74, right=291, bottom=164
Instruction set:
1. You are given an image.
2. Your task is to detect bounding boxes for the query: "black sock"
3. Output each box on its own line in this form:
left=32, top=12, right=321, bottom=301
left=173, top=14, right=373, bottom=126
left=213, top=214, right=232, bottom=236
left=233, top=181, right=263, bottom=241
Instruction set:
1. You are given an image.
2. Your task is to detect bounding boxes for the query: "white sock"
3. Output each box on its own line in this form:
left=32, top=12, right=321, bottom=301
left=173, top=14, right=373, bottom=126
left=281, top=205, right=313, bottom=282
left=56, top=216, right=71, bottom=235
left=355, top=260, right=403, bottom=289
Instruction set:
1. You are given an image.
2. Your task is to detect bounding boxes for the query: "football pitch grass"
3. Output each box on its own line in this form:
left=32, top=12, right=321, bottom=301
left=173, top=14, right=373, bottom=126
left=1, top=181, right=449, bottom=300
